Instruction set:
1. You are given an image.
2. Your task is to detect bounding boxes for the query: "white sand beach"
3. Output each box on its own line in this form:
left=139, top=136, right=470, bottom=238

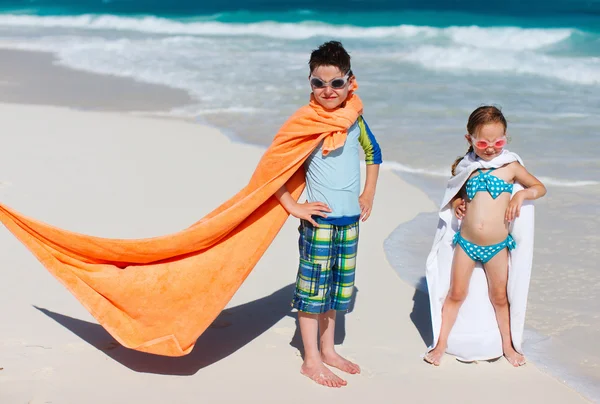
left=0, top=50, right=591, bottom=403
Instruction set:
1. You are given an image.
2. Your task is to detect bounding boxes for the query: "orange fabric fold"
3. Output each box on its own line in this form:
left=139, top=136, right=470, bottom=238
left=0, top=92, right=363, bottom=357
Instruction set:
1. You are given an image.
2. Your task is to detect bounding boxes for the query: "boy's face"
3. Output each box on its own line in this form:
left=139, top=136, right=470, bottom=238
left=309, top=65, right=354, bottom=110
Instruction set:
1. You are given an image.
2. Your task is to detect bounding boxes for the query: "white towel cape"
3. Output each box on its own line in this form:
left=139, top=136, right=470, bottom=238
left=425, top=150, right=534, bottom=361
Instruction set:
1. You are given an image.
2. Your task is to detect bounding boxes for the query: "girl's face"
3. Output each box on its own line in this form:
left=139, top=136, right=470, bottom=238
left=466, top=122, right=507, bottom=161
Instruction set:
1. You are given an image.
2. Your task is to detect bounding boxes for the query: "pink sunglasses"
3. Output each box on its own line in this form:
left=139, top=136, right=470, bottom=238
left=469, top=135, right=507, bottom=150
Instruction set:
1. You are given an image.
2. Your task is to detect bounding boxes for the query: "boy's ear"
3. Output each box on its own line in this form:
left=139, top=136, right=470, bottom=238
left=348, top=75, right=357, bottom=91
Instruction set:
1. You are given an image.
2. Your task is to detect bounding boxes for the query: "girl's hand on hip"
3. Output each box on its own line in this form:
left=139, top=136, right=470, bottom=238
left=454, top=198, right=466, bottom=219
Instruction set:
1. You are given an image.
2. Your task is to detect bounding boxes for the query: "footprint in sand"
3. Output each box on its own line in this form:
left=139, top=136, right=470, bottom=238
left=103, top=342, right=120, bottom=350
left=356, top=365, right=376, bottom=379
left=209, top=310, right=234, bottom=329
left=31, top=367, right=54, bottom=379
left=373, top=345, right=399, bottom=354
left=271, top=327, right=295, bottom=337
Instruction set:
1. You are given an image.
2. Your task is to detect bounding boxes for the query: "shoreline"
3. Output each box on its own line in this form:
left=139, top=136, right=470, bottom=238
left=0, top=48, right=193, bottom=113
left=0, top=46, right=592, bottom=402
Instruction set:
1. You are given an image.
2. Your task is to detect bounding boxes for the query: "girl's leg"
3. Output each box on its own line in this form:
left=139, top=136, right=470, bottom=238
left=483, top=249, right=526, bottom=367
left=425, top=246, right=476, bottom=365
left=298, top=312, right=347, bottom=387
left=319, top=309, right=360, bottom=374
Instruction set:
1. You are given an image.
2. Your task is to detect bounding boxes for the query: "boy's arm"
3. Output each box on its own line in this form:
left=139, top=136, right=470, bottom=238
left=359, top=164, right=380, bottom=221
left=357, top=116, right=382, bottom=221
left=357, top=116, right=382, bottom=165
left=275, top=185, right=331, bottom=227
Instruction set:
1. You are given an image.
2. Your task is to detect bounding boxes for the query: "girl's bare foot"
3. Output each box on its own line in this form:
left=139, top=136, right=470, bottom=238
left=503, top=347, right=526, bottom=367
left=321, top=351, right=361, bottom=374
left=300, top=360, right=347, bottom=388
left=424, top=347, right=445, bottom=366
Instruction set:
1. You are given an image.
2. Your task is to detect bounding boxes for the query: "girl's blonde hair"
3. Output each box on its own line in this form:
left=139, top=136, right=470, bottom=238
left=451, top=106, right=507, bottom=176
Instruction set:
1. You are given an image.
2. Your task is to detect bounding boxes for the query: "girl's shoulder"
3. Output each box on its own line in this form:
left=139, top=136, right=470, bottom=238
left=506, top=161, right=529, bottom=174
left=504, top=161, right=521, bottom=168
left=492, top=162, right=522, bottom=182
left=499, top=161, right=523, bottom=171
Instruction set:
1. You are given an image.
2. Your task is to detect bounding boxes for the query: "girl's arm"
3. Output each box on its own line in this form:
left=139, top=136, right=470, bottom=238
left=505, top=162, right=547, bottom=222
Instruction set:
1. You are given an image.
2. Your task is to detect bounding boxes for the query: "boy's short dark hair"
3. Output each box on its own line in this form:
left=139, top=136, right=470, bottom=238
left=309, top=41, right=352, bottom=75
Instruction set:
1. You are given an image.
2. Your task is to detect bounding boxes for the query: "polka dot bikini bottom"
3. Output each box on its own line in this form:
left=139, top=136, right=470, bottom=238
left=453, top=232, right=516, bottom=264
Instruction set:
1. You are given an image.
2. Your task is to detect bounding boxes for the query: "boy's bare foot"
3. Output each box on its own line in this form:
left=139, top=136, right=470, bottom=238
left=503, top=347, right=526, bottom=367
left=321, top=351, right=361, bottom=374
left=424, top=347, right=445, bottom=366
left=300, top=361, right=347, bottom=388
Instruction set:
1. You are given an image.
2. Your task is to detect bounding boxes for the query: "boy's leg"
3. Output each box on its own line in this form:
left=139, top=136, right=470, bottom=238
left=292, top=220, right=347, bottom=387
left=322, top=221, right=360, bottom=374
left=319, top=309, right=360, bottom=374
left=483, top=249, right=526, bottom=367
left=298, top=311, right=347, bottom=387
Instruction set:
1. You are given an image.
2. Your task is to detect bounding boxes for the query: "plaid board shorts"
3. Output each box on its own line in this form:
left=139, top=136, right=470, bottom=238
left=291, top=219, right=359, bottom=314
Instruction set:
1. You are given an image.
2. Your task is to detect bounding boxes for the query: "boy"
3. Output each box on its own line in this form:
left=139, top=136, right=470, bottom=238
left=275, top=41, right=382, bottom=388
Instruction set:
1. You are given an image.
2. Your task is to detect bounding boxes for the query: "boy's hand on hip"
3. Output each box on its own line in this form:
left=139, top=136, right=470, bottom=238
left=359, top=192, right=374, bottom=222
left=289, top=201, right=331, bottom=227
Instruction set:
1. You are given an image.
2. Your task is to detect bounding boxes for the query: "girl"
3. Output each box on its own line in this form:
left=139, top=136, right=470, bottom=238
left=425, top=106, right=546, bottom=367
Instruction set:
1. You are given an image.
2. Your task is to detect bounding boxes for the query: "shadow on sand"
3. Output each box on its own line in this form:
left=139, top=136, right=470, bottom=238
left=410, top=277, right=433, bottom=347
left=35, top=283, right=296, bottom=375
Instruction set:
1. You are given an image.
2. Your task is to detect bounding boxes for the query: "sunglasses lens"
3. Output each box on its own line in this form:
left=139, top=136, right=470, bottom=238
left=473, top=137, right=506, bottom=149
left=310, top=78, right=325, bottom=88
left=330, top=79, right=346, bottom=89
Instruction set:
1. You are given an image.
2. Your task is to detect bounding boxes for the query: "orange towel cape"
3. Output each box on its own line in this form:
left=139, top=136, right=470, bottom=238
left=0, top=92, right=363, bottom=357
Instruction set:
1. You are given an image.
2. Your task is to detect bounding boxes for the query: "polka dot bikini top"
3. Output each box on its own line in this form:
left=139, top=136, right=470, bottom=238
left=465, top=168, right=513, bottom=200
